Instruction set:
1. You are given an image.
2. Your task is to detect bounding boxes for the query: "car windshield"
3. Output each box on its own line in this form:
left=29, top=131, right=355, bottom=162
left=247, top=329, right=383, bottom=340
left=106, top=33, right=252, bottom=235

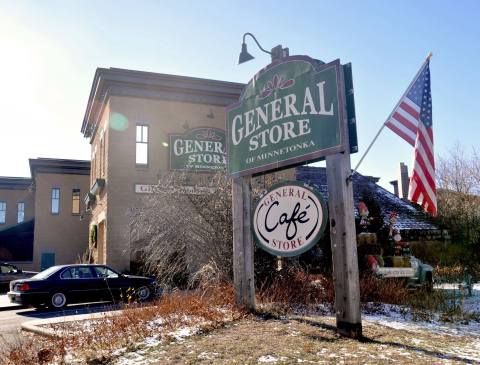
left=31, top=266, right=61, bottom=280
left=1, top=264, right=18, bottom=273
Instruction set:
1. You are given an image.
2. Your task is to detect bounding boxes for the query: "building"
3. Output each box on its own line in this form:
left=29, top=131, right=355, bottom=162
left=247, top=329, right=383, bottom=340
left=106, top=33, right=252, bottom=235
left=0, top=158, right=90, bottom=271
left=296, top=165, right=440, bottom=240
left=0, top=177, right=34, bottom=263
left=81, top=68, right=246, bottom=272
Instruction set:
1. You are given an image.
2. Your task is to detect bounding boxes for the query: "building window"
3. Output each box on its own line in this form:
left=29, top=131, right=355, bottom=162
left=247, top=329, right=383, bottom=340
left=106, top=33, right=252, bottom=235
left=0, top=202, right=5, bottom=224
left=72, top=189, right=80, bottom=214
left=17, top=202, right=25, bottom=223
left=92, top=156, right=96, bottom=185
left=136, top=125, right=148, bottom=165
left=51, top=188, right=60, bottom=214
left=100, top=138, right=104, bottom=177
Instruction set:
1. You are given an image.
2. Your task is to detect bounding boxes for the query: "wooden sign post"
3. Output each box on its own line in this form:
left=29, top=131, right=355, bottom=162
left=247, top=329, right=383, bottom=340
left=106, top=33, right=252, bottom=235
left=228, top=54, right=362, bottom=338
left=232, top=176, right=255, bottom=310
left=326, top=151, right=362, bottom=338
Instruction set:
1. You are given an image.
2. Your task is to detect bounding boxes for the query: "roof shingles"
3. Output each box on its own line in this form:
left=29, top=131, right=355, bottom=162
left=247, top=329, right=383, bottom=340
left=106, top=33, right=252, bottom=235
left=295, top=166, right=439, bottom=231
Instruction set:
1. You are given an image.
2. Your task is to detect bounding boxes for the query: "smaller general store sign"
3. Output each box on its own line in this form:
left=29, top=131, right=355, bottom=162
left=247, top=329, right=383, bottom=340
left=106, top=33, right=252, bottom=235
left=134, top=184, right=155, bottom=194
left=134, top=184, right=215, bottom=195
left=226, top=56, right=349, bottom=177
left=169, top=127, right=226, bottom=172
left=252, top=181, right=327, bottom=257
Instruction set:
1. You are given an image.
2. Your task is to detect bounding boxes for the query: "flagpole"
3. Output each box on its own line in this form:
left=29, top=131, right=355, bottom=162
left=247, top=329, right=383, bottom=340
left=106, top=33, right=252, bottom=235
left=349, top=52, right=432, bottom=179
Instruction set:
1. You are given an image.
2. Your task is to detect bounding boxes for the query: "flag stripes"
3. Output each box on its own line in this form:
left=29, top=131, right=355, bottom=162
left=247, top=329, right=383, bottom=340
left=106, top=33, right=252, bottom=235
left=385, top=60, right=436, bottom=215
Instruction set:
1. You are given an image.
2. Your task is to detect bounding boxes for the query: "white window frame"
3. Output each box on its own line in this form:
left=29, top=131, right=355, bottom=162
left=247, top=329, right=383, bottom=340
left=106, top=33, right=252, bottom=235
left=0, top=202, right=5, bottom=224
left=17, top=202, right=25, bottom=223
left=51, top=188, right=60, bottom=215
left=72, top=189, right=80, bottom=214
left=136, top=124, right=149, bottom=166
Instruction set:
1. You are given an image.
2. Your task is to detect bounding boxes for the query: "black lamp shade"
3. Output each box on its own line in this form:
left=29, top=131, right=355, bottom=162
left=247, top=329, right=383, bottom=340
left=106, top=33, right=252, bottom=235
left=238, top=43, right=254, bottom=64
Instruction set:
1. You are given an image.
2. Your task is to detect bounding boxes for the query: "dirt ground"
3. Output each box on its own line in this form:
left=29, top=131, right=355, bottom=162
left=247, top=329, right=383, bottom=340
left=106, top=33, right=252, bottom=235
left=114, top=315, right=480, bottom=364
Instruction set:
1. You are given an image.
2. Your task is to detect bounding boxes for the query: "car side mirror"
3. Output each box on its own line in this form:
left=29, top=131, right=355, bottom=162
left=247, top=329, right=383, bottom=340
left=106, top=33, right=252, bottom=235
left=17, top=269, right=23, bottom=273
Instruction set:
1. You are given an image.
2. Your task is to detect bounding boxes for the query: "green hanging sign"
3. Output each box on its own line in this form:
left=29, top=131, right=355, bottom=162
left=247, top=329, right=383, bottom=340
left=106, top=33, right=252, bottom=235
left=169, top=127, right=226, bottom=172
left=226, top=57, right=351, bottom=177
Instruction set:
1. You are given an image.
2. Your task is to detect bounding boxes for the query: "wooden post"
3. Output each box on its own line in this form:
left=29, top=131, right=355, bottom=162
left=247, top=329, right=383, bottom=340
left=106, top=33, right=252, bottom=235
left=232, top=176, right=255, bottom=311
left=326, top=151, right=362, bottom=338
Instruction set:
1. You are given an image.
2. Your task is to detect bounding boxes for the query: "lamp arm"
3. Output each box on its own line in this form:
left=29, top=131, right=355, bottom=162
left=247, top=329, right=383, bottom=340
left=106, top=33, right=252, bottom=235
left=242, top=33, right=271, bottom=55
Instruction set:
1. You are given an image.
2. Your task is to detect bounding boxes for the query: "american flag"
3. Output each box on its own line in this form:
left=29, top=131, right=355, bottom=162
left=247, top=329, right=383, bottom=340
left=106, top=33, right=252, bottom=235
left=385, top=59, right=436, bottom=215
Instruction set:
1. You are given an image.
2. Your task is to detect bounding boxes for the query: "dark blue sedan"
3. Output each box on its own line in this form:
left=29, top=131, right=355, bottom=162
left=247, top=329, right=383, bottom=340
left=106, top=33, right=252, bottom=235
left=7, top=264, right=156, bottom=309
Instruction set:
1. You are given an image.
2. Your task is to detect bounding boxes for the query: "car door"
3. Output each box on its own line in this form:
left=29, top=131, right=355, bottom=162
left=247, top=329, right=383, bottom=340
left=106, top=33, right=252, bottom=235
left=60, top=266, right=104, bottom=304
left=93, top=266, right=129, bottom=302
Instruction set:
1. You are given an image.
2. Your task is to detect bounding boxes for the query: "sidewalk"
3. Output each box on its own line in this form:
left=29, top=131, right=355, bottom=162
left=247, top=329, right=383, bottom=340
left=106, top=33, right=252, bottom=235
left=0, top=294, right=22, bottom=311
left=21, top=308, right=123, bottom=337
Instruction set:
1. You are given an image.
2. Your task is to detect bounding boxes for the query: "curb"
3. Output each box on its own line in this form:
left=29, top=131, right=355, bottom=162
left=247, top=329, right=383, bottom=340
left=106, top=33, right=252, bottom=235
left=21, top=310, right=124, bottom=338
left=22, top=321, right=58, bottom=338
left=0, top=304, right=24, bottom=312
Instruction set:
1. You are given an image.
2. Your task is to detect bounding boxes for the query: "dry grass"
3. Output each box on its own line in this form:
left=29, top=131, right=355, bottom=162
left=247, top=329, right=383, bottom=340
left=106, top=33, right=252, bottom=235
left=0, top=284, right=244, bottom=365
left=435, top=264, right=480, bottom=283
left=256, top=268, right=479, bottom=325
left=257, top=268, right=335, bottom=313
left=0, top=336, right=51, bottom=365
left=120, top=316, right=478, bottom=364
left=1, top=270, right=476, bottom=364
left=257, top=268, right=410, bottom=314
left=359, top=275, right=410, bottom=305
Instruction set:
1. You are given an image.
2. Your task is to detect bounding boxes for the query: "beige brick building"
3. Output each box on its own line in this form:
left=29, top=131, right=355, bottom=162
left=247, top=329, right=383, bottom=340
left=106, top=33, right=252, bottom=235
left=0, top=158, right=90, bottom=271
left=81, top=68, right=245, bottom=272
left=0, top=177, right=35, bottom=229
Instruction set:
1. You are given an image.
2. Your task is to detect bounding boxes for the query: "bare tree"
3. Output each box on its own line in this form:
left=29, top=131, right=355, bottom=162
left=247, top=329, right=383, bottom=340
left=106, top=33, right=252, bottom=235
left=129, top=171, right=233, bottom=287
left=436, top=143, right=480, bottom=244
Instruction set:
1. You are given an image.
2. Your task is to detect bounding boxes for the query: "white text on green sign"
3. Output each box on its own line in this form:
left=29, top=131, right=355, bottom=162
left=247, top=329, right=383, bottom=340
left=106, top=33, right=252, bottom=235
left=226, top=57, right=347, bottom=177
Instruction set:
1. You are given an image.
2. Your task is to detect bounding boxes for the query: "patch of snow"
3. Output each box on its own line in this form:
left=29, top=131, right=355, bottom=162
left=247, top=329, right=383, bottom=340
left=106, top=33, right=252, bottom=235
left=143, top=336, right=161, bottom=347
left=258, top=355, right=278, bottom=363
left=258, top=355, right=288, bottom=363
left=198, top=351, right=219, bottom=360
left=410, top=338, right=423, bottom=345
left=168, top=326, right=198, bottom=341
left=363, top=302, right=480, bottom=337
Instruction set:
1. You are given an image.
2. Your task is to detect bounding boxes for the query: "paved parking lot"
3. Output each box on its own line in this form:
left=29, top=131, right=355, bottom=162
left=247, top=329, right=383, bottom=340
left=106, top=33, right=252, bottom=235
left=0, top=294, right=120, bottom=344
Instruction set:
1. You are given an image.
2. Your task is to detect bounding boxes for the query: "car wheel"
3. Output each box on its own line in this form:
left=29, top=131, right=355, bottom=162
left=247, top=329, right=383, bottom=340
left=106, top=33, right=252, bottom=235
left=50, top=292, right=67, bottom=309
left=136, top=286, right=151, bottom=302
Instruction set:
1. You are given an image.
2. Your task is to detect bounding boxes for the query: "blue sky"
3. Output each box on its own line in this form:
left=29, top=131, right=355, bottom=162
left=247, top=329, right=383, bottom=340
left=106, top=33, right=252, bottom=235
left=1, top=0, right=479, bottom=190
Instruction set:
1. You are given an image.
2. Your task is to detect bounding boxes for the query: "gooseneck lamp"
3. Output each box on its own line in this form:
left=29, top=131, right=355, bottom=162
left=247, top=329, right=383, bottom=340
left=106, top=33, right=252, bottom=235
left=238, top=33, right=289, bottom=64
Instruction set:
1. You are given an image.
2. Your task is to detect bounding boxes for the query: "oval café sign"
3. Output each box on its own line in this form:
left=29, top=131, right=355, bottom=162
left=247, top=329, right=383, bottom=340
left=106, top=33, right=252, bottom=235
left=252, top=181, right=328, bottom=257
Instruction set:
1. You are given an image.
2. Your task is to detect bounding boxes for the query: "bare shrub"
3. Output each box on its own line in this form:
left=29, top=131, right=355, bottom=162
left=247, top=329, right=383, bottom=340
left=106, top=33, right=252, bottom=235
left=359, top=274, right=409, bottom=305
left=76, top=246, right=95, bottom=264
left=257, top=267, right=335, bottom=312
left=437, top=143, right=480, bottom=246
left=0, top=336, right=49, bottom=365
left=129, top=171, right=233, bottom=287
left=258, top=269, right=415, bottom=313
left=188, top=261, right=224, bottom=293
